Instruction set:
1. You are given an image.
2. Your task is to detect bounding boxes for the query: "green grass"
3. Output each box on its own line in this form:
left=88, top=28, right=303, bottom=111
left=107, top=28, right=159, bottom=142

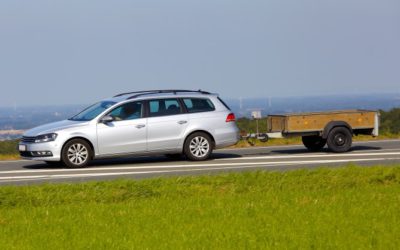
left=0, top=165, right=400, bottom=249
left=0, top=140, right=18, bottom=155
left=0, top=140, right=20, bottom=160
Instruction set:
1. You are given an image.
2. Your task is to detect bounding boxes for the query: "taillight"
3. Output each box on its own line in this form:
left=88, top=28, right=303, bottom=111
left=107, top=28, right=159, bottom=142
left=226, top=113, right=236, bottom=122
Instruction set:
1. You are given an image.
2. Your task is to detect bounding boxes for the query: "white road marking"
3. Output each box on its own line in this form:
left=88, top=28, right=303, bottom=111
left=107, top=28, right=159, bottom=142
left=0, top=157, right=399, bottom=182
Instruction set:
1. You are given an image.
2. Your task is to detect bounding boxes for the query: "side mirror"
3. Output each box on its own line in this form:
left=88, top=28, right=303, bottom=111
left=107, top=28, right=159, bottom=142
left=100, top=115, right=114, bottom=123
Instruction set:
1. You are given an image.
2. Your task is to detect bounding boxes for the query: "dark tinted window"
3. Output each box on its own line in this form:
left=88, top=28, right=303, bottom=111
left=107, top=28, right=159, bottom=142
left=183, top=98, right=215, bottom=113
left=149, top=99, right=182, bottom=117
left=107, top=101, right=143, bottom=121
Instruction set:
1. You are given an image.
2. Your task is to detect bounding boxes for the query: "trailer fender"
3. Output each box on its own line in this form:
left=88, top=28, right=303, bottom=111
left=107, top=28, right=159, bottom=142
left=322, top=121, right=353, bottom=139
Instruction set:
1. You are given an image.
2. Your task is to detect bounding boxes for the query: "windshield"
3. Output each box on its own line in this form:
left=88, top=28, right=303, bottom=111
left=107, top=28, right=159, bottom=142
left=69, top=101, right=117, bottom=121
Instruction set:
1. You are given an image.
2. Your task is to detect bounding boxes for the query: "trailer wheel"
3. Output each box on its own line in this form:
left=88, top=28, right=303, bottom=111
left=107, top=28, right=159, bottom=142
left=302, top=136, right=326, bottom=151
left=327, top=127, right=352, bottom=153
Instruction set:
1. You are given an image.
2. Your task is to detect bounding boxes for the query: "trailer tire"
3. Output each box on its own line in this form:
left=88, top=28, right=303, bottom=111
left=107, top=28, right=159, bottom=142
left=327, top=127, right=352, bottom=153
left=302, top=136, right=326, bottom=151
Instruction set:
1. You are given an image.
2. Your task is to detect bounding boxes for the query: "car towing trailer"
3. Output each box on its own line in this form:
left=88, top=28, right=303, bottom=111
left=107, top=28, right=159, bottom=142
left=245, top=110, right=379, bottom=153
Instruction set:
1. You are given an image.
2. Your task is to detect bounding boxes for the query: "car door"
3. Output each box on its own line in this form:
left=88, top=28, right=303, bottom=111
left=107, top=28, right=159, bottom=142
left=96, top=101, right=147, bottom=155
left=146, top=98, right=189, bottom=152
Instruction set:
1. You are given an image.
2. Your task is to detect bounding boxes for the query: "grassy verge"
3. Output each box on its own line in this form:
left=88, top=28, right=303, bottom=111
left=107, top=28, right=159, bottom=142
left=0, top=154, right=20, bottom=161
left=0, top=165, right=399, bottom=249
left=0, top=140, right=19, bottom=160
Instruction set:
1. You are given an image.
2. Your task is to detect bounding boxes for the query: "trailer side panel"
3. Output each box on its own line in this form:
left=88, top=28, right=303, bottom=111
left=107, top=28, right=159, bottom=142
left=267, top=110, right=377, bottom=134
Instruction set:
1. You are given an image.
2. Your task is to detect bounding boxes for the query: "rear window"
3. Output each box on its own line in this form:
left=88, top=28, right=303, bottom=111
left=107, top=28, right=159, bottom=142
left=217, top=97, right=231, bottom=110
left=182, top=98, right=215, bottom=113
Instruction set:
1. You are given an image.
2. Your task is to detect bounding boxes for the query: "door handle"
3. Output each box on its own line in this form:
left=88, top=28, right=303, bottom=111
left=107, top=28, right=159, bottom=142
left=178, top=120, right=187, bottom=125
left=135, top=124, right=146, bottom=129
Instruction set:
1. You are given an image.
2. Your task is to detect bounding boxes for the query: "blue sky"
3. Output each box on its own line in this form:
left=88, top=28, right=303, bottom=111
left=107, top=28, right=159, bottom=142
left=0, top=0, right=399, bottom=106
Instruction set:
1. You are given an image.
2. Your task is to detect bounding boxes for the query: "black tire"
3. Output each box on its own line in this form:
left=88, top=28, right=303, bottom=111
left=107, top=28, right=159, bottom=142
left=165, top=154, right=183, bottom=160
left=326, top=127, right=352, bottom=153
left=302, top=136, right=327, bottom=151
left=259, top=134, right=269, bottom=143
left=61, top=139, right=93, bottom=168
left=184, top=132, right=213, bottom=161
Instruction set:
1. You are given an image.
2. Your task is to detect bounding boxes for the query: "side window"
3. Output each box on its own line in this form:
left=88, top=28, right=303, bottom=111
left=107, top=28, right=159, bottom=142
left=149, top=99, right=182, bottom=117
left=107, top=101, right=143, bottom=121
left=183, top=98, right=215, bottom=113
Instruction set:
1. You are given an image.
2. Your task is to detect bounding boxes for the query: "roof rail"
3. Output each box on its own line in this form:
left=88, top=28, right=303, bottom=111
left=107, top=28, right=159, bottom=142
left=113, top=89, right=211, bottom=99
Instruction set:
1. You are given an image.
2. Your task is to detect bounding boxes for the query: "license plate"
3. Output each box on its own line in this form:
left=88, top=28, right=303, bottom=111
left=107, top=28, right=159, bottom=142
left=19, top=144, right=27, bottom=151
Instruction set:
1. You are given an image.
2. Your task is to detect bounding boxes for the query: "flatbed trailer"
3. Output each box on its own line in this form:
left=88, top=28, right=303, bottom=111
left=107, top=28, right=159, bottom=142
left=264, top=110, right=380, bottom=153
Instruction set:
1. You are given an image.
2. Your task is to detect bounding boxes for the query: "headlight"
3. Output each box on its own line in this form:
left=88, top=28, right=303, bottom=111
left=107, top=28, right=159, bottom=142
left=35, top=133, right=58, bottom=143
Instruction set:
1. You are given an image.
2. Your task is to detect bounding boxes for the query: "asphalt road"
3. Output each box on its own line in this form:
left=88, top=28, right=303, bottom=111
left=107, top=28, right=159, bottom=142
left=0, top=140, right=399, bottom=185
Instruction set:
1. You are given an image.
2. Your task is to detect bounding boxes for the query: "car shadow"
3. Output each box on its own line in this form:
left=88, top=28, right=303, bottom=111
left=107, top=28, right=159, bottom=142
left=22, top=153, right=243, bottom=169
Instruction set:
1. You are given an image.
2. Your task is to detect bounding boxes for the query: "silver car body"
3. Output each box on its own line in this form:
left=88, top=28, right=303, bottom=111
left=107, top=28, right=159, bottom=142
left=19, top=92, right=240, bottom=162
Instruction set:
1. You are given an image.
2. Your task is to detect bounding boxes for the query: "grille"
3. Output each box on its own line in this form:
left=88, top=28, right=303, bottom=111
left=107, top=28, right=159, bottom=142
left=21, top=136, right=36, bottom=143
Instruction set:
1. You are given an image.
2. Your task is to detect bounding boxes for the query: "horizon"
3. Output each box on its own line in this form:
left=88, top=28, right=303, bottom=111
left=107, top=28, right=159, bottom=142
left=1, top=91, right=400, bottom=109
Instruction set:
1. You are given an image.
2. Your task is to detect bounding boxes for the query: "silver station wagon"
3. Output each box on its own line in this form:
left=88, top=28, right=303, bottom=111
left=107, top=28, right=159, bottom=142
left=18, top=90, right=240, bottom=168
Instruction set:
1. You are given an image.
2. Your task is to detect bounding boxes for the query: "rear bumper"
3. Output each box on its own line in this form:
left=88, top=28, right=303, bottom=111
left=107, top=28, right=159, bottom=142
left=214, top=127, right=240, bottom=149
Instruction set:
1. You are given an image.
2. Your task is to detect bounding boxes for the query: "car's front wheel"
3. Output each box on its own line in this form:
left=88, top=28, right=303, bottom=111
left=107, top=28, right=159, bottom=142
left=184, top=132, right=213, bottom=161
left=61, top=139, right=93, bottom=168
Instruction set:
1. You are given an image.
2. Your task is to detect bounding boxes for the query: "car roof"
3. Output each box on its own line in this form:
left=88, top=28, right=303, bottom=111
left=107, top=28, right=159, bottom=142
left=104, top=90, right=218, bottom=103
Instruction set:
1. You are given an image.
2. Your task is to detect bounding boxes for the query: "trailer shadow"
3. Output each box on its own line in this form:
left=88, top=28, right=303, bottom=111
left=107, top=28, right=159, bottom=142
left=271, top=145, right=381, bottom=154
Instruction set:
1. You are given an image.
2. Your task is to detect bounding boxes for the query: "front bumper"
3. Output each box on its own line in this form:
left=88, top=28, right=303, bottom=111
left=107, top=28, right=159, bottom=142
left=18, top=141, right=62, bottom=161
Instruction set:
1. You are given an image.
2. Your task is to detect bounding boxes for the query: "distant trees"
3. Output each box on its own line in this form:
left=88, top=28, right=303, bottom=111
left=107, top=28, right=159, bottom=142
left=380, top=108, right=400, bottom=135
left=236, top=117, right=268, bottom=135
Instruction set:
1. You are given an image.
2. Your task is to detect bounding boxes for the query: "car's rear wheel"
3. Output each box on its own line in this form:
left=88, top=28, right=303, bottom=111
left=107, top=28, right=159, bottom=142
left=61, top=139, right=92, bottom=168
left=184, top=132, right=213, bottom=161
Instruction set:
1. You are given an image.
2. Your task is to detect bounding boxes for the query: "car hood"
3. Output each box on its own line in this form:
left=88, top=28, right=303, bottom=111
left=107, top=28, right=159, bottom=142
left=24, top=120, right=89, bottom=137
